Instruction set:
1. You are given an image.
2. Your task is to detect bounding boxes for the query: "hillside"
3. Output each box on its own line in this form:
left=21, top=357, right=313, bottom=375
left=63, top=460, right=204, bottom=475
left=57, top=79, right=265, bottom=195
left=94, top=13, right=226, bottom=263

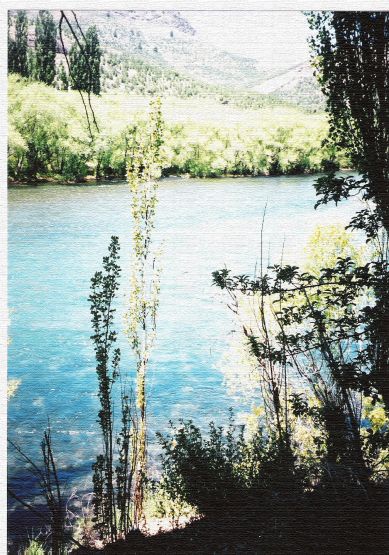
left=12, top=10, right=323, bottom=111
left=250, top=62, right=324, bottom=111
left=98, top=52, right=283, bottom=113
left=18, top=10, right=266, bottom=89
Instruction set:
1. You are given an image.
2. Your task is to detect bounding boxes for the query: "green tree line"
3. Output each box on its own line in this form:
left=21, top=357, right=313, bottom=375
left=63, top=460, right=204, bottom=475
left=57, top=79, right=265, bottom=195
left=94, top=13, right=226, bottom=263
left=8, top=75, right=342, bottom=182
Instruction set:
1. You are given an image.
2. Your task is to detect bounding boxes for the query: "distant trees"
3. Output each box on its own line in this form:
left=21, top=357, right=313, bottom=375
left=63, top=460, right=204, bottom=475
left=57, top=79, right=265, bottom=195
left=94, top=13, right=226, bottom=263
left=9, top=75, right=342, bottom=182
left=7, top=11, right=101, bottom=95
left=8, top=77, right=90, bottom=181
left=56, top=61, right=69, bottom=90
left=69, top=25, right=101, bottom=95
left=8, top=11, right=28, bottom=77
left=8, top=9, right=57, bottom=84
left=34, top=10, right=57, bottom=85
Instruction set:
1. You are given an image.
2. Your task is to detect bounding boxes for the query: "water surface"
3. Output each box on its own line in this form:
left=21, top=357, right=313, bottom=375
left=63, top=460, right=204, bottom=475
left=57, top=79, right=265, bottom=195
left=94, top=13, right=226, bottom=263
left=8, top=175, right=359, bottom=532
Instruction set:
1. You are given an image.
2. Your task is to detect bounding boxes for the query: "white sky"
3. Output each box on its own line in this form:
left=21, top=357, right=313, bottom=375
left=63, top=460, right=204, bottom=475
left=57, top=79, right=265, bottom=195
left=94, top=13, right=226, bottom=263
left=185, top=11, right=311, bottom=71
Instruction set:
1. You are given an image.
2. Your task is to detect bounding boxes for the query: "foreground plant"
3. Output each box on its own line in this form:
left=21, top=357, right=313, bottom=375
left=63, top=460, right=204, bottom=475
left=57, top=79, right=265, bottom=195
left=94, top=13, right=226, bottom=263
left=126, top=98, right=164, bottom=526
left=89, top=236, right=137, bottom=541
left=8, top=427, right=68, bottom=554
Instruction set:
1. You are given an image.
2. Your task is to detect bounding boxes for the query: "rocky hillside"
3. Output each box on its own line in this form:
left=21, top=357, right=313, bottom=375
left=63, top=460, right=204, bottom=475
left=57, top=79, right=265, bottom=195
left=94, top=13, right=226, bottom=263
left=250, top=62, right=324, bottom=111
left=14, top=10, right=323, bottom=110
left=19, top=9, right=265, bottom=89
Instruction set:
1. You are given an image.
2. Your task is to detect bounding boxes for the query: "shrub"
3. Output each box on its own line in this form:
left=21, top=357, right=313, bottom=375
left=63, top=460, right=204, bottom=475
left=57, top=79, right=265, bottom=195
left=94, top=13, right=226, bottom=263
left=157, top=415, right=303, bottom=521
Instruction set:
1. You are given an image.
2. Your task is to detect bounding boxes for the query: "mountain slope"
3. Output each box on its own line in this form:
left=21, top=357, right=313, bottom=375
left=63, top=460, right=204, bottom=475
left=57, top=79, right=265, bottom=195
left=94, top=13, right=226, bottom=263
left=80, top=10, right=269, bottom=88
left=250, top=62, right=324, bottom=111
left=21, top=9, right=267, bottom=89
left=14, top=10, right=323, bottom=111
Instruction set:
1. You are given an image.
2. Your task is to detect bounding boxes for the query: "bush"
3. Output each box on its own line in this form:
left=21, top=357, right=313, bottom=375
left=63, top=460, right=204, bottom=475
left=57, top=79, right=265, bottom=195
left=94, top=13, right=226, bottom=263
left=23, top=540, right=45, bottom=555
left=8, top=75, right=89, bottom=181
left=157, top=415, right=303, bottom=521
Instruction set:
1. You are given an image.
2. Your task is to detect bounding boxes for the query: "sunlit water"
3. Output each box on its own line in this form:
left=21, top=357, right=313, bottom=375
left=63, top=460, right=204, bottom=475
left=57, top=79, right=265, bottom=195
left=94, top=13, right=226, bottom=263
left=8, top=175, right=360, bottom=541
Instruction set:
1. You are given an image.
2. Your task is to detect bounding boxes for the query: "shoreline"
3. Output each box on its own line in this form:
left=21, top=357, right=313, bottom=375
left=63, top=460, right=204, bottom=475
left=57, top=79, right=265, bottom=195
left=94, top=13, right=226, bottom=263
left=7, top=169, right=353, bottom=188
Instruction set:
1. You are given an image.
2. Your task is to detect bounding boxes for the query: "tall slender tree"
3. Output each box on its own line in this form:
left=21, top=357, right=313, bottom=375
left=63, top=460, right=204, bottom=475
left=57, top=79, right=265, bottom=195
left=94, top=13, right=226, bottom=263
left=86, top=26, right=101, bottom=95
left=126, top=99, right=164, bottom=526
left=35, top=10, right=57, bottom=85
left=307, top=12, right=389, bottom=411
left=8, top=11, right=29, bottom=77
left=70, top=25, right=101, bottom=95
left=89, top=236, right=121, bottom=542
left=307, top=12, right=389, bottom=233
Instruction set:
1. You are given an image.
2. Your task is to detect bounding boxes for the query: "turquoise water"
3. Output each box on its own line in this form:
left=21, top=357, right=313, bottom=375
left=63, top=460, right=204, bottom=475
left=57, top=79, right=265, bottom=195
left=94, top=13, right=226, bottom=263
left=8, top=175, right=359, bottom=531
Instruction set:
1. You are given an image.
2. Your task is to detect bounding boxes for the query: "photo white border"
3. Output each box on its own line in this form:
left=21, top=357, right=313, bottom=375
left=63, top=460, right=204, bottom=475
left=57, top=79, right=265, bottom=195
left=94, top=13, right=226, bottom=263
left=2, top=2, right=388, bottom=551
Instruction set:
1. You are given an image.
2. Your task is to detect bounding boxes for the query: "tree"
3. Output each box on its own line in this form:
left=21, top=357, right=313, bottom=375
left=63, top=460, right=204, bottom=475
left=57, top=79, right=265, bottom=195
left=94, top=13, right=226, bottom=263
left=213, top=13, right=389, bottom=487
left=307, top=12, right=389, bottom=234
left=89, top=237, right=121, bottom=541
left=126, top=99, right=164, bottom=525
left=8, top=11, right=29, bottom=77
left=35, top=10, right=57, bottom=85
left=27, top=48, right=36, bottom=79
left=84, top=25, right=101, bottom=95
left=307, top=12, right=389, bottom=411
left=89, top=236, right=138, bottom=541
left=70, top=25, right=101, bottom=95
left=213, top=258, right=375, bottom=486
left=56, top=61, right=69, bottom=90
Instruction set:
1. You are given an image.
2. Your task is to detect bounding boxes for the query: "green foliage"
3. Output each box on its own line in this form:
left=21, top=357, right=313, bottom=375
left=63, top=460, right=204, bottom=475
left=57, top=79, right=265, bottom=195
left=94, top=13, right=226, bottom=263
left=70, top=25, right=101, bottom=95
left=8, top=11, right=29, bottom=77
left=307, top=12, right=389, bottom=413
left=23, top=540, right=45, bottom=555
left=100, top=52, right=269, bottom=111
left=213, top=250, right=389, bottom=485
left=8, top=76, right=89, bottom=181
left=8, top=76, right=342, bottom=182
left=56, top=61, right=69, bottom=91
left=362, top=397, right=389, bottom=475
left=304, top=224, right=365, bottom=275
left=158, top=415, right=302, bottom=520
left=34, top=10, right=57, bottom=85
left=89, top=236, right=121, bottom=541
left=167, top=123, right=339, bottom=178
left=125, top=99, right=164, bottom=524
left=89, top=236, right=138, bottom=542
left=144, top=481, right=197, bottom=529
left=308, top=12, right=389, bottom=233
left=27, top=48, right=37, bottom=79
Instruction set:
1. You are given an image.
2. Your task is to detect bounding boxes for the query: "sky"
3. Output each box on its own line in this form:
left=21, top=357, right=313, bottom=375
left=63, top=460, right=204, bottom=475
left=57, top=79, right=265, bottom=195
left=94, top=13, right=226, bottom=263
left=185, top=11, right=312, bottom=71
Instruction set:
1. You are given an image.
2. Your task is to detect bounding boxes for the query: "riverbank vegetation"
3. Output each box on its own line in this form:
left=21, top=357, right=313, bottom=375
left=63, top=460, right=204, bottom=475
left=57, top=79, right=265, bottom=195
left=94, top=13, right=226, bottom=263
left=8, top=74, right=343, bottom=183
